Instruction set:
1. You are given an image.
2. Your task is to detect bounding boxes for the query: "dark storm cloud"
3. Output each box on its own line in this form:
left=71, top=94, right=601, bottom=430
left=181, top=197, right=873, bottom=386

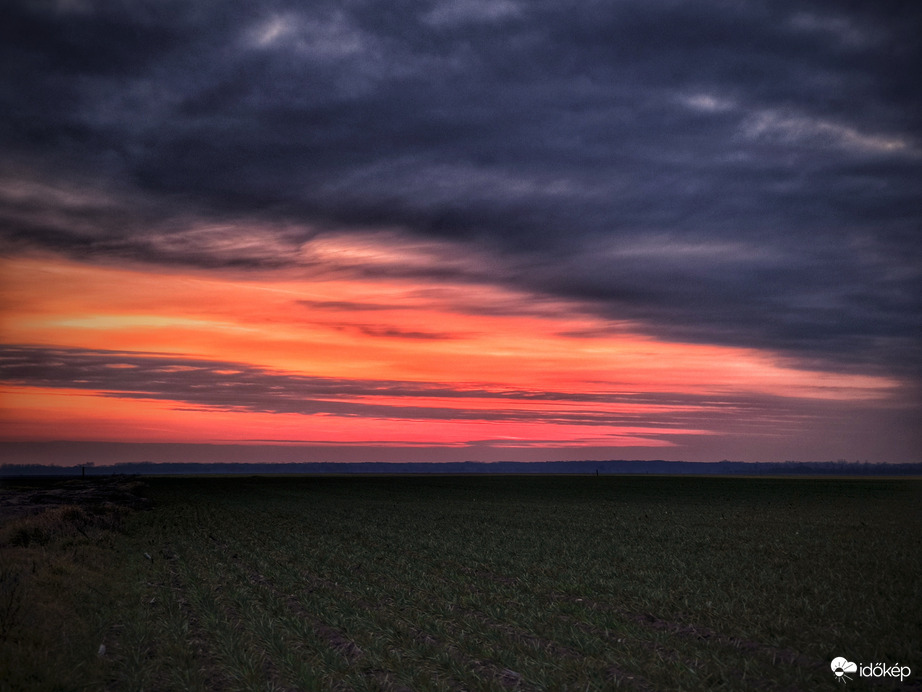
left=1, top=0, right=920, bottom=376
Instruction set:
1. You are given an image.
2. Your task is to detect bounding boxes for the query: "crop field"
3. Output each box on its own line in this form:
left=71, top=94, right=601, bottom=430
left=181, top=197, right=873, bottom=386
left=1, top=474, right=920, bottom=691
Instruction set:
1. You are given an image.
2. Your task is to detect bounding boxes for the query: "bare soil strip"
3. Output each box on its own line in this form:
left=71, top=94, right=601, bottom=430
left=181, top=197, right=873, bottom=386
left=408, top=625, right=542, bottom=692
left=449, top=601, right=656, bottom=691
left=625, top=609, right=823, bottom=668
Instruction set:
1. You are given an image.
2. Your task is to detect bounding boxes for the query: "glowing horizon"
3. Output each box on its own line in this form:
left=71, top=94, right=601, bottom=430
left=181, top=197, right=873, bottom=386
left=0, top=240, right=906, bottom=462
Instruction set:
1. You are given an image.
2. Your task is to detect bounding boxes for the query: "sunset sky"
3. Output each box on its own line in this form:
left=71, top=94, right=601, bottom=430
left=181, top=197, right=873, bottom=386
left=1, top=1, right=920, bottom=466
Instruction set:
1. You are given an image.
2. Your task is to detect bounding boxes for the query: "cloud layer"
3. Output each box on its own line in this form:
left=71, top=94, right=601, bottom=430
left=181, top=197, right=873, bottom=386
left=1, top=0, right=920, bottom=382
left=0, top=344, right=866, bottom=444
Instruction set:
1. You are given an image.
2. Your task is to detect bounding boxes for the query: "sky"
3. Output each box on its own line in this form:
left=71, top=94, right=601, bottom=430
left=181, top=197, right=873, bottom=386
left=1, top=0, right=920, bottom=466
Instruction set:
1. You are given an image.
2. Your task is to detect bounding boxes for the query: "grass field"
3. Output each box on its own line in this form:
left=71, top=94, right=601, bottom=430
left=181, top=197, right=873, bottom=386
left=1, top=474, right=920, bottom=690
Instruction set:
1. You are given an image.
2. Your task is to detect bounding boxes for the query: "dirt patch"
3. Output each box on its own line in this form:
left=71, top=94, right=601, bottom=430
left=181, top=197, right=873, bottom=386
left=408, top=625, right=538, bottom=692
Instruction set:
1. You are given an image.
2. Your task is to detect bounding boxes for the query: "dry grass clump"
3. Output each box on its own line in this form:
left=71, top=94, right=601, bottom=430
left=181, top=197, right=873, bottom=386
left=1, top=503, right=128, bottom=548
left=0, top=565, right=24, bottom=640
left=0, top=486, right=143, bottom=688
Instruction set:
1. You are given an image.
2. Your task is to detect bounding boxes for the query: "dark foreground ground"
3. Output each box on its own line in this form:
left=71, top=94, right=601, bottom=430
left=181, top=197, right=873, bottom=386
left=1, top=474, right=920, bottom=691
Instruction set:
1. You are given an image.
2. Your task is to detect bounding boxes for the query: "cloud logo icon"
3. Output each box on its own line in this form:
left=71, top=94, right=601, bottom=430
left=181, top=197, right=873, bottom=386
left=831, top=657, right=857, bottom=683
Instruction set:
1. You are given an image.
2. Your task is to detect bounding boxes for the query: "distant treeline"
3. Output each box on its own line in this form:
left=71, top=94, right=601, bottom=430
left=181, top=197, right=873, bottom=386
left=2, top=459, right=921, bottom=477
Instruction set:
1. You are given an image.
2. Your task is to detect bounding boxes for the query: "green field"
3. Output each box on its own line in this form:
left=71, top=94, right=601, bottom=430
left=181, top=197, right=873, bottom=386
left=2, top=475, right=920, bottom=690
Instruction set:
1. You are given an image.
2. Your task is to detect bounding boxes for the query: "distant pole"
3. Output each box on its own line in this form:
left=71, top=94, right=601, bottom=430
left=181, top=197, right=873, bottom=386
left=81, top=465, right=85, bottom=478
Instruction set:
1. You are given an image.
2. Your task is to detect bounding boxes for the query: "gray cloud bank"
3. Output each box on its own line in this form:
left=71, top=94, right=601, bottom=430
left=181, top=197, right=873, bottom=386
left=1, top=0, right=920, bottom=380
